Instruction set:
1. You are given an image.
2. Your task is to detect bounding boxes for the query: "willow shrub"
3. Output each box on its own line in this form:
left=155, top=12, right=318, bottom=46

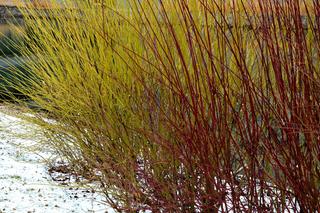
left=8, top=0, right=320, bottom=211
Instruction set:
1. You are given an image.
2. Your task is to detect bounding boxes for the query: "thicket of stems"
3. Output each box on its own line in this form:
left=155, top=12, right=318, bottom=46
left=6, top=0, right=320, bottom=211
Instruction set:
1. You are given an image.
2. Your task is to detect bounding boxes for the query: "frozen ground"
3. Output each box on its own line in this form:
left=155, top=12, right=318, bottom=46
left=0, top=110, right=115, bottom=213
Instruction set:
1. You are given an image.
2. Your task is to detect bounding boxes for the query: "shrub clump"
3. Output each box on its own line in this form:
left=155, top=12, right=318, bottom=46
left=8, top=0, right=320, bottom=212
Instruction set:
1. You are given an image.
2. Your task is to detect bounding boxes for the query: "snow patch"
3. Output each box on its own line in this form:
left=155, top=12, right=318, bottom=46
left=0, top=111, right=115, bottom=213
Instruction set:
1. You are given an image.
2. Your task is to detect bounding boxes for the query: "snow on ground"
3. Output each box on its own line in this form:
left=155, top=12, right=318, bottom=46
left=0, top=110, right=115, bottom=213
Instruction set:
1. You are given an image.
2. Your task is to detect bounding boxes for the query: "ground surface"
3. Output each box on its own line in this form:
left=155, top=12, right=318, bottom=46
left=0, top=109, right=114, bottom=213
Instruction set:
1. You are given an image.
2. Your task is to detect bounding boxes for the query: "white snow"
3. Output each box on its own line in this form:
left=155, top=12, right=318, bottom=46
left=0, top=110, right=115, bottom=213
